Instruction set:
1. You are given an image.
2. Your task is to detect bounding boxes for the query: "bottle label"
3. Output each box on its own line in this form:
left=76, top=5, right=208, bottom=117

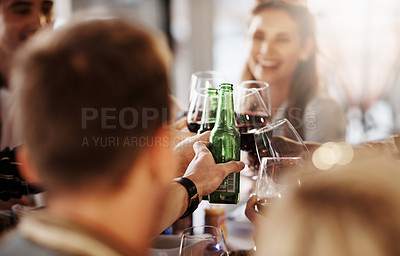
left=215, top=173, right=236, bottom=192
left=226, top=173, right=236, bottom=192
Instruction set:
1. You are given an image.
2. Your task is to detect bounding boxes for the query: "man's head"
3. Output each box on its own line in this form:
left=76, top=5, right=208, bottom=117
left=12, top=18, right=172, bottom=194
left=0, top=0, right=54, bottom=81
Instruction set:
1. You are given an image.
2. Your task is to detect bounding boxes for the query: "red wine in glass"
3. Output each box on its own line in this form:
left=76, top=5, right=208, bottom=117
left=187, top=122, right=201, bottom=133
left=187, top=110, right=202, bottom=133
left=236, top=112, right=270, bottom=175
left=198, top=122, right=215, bottom=134
left=236, top=112, right=269, bottom=150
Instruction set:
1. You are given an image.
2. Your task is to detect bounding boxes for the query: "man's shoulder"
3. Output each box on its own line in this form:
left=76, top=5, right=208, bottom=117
left=0, top=230, right=66, bottom=256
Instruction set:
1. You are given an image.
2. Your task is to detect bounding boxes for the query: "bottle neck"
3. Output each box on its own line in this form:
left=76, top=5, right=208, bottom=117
left=201, top=92, right=218, bottom=124
left=215, top=89, right=236, bottom=128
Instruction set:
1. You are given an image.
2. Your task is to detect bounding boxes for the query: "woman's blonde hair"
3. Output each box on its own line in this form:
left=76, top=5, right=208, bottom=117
left=242, top=0, right=318, bottom=138
left=257, top=156, right=400, bottom=256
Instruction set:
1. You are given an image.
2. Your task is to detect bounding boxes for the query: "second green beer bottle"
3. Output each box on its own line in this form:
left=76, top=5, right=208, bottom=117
left=209, top=83, right=241, bottom=204
left=198, top=88, right=218, bottom=134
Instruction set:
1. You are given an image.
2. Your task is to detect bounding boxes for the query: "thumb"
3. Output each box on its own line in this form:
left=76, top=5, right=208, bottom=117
left=217, top=161, right=245, bottom=176
left=245, top=194, right=258, bottom=223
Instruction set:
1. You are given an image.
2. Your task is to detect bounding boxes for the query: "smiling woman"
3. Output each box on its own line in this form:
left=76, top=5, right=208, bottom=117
left=241, top=0, right=347, bottom=143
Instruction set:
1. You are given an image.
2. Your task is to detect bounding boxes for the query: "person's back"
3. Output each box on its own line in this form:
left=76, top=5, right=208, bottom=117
left=0, top=17, right=176, bottom=256
left=256, top=155, right=400, bottom=256
left=0, top=227, right=66, bottom=256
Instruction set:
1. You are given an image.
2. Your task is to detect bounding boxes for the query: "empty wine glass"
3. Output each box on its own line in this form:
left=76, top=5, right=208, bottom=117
left=187, top=71, right=226, bottom=133
left=256, top=156, right=303, bottom=214
left=179, top=225, right=229, bottom=256
left=254, top=118, right=309, bottom=161
left=235, top=81, right=272, bottom=178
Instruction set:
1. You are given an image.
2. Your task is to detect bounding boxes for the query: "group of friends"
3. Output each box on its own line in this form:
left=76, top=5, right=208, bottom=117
left=0, top=0, right=398, bottom=255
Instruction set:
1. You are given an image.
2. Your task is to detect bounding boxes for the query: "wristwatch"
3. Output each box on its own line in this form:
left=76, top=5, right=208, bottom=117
left=173, top=177, right=200, bottom=219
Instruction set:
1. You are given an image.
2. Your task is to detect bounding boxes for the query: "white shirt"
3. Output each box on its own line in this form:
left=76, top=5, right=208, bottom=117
left=0, top=87, right=20, bottom=149
left=274, top=91, right=347, bottom=143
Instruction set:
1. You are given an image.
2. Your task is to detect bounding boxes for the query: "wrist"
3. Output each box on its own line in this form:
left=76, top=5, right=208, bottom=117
left=173, top=177, right=200, bottom=219
left=172, top=181, right=188, bottom=216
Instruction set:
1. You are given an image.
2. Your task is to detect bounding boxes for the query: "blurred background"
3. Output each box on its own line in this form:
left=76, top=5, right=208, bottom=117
left=55, top=0, right=400, bottom=145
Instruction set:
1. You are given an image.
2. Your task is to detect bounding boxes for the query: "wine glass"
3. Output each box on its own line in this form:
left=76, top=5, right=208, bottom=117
left=254, top=118, right=309, bottom=161
left=255, top=156, right=303, bottom=214
left=179, top=225, right=229, bottom=256
left=235, top=81, right=272, bottom=178
left=236, top=80, right=271, bottom=116
left=187, top=71, right=226, bottom=133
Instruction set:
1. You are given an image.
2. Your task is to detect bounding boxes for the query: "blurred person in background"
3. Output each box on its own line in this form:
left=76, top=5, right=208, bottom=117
left=0, top=18, right=243, bottom=255
left=253, top=154, right=400, bottom=256
left=0, top=0, right=54, bottom=148
left=0, top=0, right=54, bottom=228
left=241, top=0, right=347, bottom=142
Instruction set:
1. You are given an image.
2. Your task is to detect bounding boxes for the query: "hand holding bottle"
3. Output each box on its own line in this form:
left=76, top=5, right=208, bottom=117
left=174, top=132, right=211, bottom=177
left=182, top=141, right=244, bottom=199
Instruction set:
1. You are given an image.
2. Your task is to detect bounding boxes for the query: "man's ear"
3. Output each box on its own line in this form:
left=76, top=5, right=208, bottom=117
left=299, top=37, right=314, bottom=62
left=16, top=146, right=42, bottom=186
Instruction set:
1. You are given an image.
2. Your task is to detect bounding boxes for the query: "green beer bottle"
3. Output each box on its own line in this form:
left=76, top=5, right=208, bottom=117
left=209, top=83, right=241, bottom=204
left=198, top=88, right=218, bottom=134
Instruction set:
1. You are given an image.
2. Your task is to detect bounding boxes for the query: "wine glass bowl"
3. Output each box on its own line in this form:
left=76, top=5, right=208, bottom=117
left=189, top=71, right=226, bottom=99
left=179, top=225, right=229, bottom=256
left=187, top=71, right=227, bottom=133
left=236, top=80, right=271, bottom=116
left=256, top=156, right=303, bottom=214
left=254, top=118, right=309, bottom=161
left=187, top=88, right=206, bottom=132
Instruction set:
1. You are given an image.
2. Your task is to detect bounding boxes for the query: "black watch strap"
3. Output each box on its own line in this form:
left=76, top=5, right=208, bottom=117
left=173, top=177, right=199, bottom=219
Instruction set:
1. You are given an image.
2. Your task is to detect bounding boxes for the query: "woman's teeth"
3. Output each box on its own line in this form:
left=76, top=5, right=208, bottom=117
left=259, top=60, right=278, bottom=68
